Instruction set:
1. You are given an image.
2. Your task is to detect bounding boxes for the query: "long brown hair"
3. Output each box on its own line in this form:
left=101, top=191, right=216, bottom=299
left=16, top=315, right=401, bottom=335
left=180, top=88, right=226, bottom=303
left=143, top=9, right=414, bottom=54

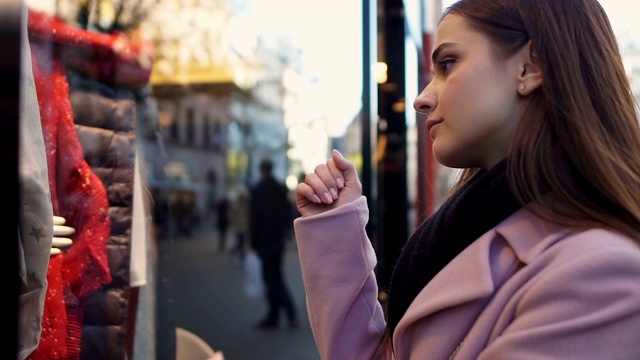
left=447, top=0, right=640, bottom=241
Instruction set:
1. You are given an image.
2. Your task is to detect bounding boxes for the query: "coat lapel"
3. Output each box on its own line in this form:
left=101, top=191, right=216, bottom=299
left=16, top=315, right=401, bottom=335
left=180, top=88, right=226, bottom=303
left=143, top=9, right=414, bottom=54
left=392, top=208, right=573, bottom=358
left=392, top=220, right=515, bottom=358
left=406, top=233, right=499, bottom=317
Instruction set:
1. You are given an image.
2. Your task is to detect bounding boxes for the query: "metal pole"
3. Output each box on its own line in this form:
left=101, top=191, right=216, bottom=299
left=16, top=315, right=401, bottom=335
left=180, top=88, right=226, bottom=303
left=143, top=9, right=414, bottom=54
left=362, top=0, right=374, bottom=237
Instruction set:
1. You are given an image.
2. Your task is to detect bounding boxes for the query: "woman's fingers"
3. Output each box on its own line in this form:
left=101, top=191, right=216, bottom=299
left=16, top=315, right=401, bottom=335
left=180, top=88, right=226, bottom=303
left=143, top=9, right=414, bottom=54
left=295, top=149, right=363, bottom=217
left=297, top=182, right=322, bottom=204
left=326, top=156, right=345, bottom=191
left=306, top=169, right=335, bottom=204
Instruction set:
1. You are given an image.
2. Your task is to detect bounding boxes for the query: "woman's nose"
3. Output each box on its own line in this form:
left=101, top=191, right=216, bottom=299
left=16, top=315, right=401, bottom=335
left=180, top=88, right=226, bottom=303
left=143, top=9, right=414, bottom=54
left=413, top=86, right=437, bottom=115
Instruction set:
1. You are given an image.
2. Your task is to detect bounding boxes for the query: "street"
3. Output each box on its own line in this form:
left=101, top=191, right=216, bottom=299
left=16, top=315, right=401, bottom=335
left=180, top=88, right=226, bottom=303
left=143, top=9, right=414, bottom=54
left=158, top=226, right=321, bottom=360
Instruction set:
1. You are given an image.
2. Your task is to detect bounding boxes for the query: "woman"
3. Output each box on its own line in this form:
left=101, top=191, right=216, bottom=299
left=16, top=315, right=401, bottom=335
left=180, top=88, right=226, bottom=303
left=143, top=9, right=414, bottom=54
left=294, top=0, right=640, bottom=358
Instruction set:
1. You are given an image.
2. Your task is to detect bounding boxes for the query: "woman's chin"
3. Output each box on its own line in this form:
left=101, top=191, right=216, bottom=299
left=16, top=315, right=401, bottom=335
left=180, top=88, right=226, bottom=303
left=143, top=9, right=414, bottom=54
left=433, top=149, right=470, bottom=169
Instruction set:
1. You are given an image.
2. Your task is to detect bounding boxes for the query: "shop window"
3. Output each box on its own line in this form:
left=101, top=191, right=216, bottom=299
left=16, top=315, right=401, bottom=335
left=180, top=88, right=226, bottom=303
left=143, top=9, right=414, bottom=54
left=213, top=122, right=223, bottom=151
left=169, top=114, right=179, bottom=142
left=203, top=114, right=211, bottom=148
left=186, top=108, right=195, bottom=145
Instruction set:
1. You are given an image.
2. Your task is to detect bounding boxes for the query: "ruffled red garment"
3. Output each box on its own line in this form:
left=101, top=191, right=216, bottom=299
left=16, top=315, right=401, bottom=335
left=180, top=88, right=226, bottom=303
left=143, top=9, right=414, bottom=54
left=27, top=8, right=153, bottom=89
left=30, top=255, right=67, bottom=359
left=27, top=9, right=116, bottom=359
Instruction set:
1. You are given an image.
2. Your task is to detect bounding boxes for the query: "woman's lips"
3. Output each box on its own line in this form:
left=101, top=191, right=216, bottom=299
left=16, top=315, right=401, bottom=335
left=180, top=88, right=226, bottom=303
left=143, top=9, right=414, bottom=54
left=426, top=118, right=442, bottom=139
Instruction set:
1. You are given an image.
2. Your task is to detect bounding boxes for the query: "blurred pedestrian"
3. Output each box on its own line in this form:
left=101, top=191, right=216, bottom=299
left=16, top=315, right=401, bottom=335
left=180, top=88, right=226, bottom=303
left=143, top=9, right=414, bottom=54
left=250, top=159, right=298, bottom=330
left=228, top=187, right=250, bottom=262
left=215, top=196, right=230, bottom=252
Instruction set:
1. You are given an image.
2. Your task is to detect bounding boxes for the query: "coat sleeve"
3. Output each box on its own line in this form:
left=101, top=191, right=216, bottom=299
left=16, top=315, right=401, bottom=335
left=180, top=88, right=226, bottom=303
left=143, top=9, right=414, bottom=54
left=478, top=230, right=640, bottom=360
left=294, top=197, right=392, bottom=360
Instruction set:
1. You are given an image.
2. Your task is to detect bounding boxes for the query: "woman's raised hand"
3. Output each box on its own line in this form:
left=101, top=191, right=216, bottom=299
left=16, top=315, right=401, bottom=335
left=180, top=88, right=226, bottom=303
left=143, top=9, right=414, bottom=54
left=296, top=149, right=362, bottom=217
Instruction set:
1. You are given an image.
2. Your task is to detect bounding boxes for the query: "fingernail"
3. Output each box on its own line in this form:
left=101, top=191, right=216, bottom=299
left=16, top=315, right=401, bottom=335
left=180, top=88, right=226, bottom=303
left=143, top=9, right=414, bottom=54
left=333, top=149, right=343, bottom=157
left=323, top=192, right=333, bottom=204
left=330, top=188, right=338, bottom=199
left=336, top=178, right=344, bottom=189
left=312, top=194, right=322, bottom=204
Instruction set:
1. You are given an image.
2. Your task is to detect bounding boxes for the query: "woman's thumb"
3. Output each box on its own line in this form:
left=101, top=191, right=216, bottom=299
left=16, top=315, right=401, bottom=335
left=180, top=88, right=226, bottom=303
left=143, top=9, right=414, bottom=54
left=332, top=149, right=348, bottom=168
left=330, top=149, right=363, bottom=201
left=332, top=149, right=358, bottom=182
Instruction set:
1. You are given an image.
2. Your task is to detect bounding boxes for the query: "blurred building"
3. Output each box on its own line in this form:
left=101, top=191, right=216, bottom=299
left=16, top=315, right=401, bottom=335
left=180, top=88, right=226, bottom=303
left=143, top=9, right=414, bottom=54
left=141, top=0, right=306, bottom=222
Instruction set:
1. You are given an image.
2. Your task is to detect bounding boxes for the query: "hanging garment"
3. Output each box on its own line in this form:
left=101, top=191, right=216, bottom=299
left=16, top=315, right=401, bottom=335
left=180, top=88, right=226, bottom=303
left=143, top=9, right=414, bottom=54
left=27, top=8, right=113, bottom=359
left=67, top=51, right=144, bottom=360
left=17, top=3, right=54, bottom=358
left=27, top=4, right=155, bottom=357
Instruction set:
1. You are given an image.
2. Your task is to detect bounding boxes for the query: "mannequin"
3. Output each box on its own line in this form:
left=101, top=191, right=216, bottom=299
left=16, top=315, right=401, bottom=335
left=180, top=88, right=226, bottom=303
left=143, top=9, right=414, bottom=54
left=50, top=216, right=74, bottom=256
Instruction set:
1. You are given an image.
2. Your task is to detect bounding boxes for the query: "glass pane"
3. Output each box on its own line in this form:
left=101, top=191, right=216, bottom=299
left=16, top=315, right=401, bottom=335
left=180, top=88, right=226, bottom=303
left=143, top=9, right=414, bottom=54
left=17, top=0, right=640, bottom=359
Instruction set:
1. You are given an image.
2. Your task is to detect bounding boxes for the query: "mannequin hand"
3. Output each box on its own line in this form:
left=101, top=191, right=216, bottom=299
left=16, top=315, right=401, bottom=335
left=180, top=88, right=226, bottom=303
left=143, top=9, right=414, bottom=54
left=51, top=215, right=75, bottom=256
left=296, top=149, right=362, bottom=217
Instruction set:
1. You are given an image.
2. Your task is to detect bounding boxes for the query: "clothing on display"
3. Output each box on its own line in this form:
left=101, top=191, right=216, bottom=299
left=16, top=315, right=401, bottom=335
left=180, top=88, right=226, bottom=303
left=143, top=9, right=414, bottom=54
left=25, top=4, right=155, bottom=359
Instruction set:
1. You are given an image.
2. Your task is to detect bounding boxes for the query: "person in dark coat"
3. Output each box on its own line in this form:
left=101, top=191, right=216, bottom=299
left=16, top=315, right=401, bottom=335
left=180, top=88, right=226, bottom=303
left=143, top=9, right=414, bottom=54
left=250, top=159, right=298, bottom=329
left=216, top=196, right=230, bottom=252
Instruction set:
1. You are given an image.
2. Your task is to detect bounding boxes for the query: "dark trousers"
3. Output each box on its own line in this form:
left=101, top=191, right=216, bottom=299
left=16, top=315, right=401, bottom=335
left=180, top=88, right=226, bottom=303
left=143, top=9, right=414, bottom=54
left=217, top=225, right=228, bottom=251
left=258, top=244, right=296, bottom=324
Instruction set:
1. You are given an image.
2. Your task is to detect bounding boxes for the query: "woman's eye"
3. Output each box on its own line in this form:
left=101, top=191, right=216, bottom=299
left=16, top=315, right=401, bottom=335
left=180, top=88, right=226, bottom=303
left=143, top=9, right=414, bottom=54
left=437, top=58, right=456, bottom=73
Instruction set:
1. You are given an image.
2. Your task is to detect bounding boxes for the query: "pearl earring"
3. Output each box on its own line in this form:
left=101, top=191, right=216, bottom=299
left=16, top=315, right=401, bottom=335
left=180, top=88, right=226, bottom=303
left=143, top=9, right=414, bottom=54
left=519, top=83, right=526, bottom=90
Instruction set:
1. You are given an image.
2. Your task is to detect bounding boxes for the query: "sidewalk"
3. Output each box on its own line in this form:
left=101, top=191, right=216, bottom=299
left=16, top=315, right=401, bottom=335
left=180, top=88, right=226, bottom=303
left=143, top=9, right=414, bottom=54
left=159, top=227, right=320, bottom=360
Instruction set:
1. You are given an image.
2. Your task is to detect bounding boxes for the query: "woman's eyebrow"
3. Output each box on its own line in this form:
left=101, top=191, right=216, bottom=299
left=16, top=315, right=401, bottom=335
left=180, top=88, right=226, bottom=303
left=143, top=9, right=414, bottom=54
left=431, top=42, right=457, bottom=65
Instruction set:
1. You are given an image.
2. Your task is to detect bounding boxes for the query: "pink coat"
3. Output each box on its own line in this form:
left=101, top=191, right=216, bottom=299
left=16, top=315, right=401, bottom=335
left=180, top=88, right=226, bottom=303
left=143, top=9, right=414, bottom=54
left=294, top=197, right=640, bottom=359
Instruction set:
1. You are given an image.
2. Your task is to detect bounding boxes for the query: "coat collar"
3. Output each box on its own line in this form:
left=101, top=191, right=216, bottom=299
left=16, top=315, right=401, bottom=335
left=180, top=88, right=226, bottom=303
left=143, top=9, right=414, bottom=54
left=392, top=208, right=573, bottom=355
left=496, top=207, right=575, bottom=264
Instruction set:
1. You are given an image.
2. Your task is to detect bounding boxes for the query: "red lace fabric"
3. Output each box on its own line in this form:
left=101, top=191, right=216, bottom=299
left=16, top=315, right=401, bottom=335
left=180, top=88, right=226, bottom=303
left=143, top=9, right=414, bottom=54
left=27, top=9, right=114, bottom=359
left=33, top=255, right=67, bottom=358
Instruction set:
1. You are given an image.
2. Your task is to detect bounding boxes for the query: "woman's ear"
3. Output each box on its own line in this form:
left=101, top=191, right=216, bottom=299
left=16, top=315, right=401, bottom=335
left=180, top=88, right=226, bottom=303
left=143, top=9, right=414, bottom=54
left=517, top=40, right=543, bottom=96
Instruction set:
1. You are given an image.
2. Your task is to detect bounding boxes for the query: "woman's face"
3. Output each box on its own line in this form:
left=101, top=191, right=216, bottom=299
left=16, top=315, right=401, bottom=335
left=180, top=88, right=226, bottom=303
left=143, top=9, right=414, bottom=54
left=414, top=14, right=528, bottom=169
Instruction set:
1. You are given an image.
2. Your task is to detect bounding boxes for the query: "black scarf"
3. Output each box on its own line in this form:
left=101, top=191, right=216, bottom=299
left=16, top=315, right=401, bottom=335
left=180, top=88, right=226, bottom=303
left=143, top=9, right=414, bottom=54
left=386, top=160, right=522, bottom=336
